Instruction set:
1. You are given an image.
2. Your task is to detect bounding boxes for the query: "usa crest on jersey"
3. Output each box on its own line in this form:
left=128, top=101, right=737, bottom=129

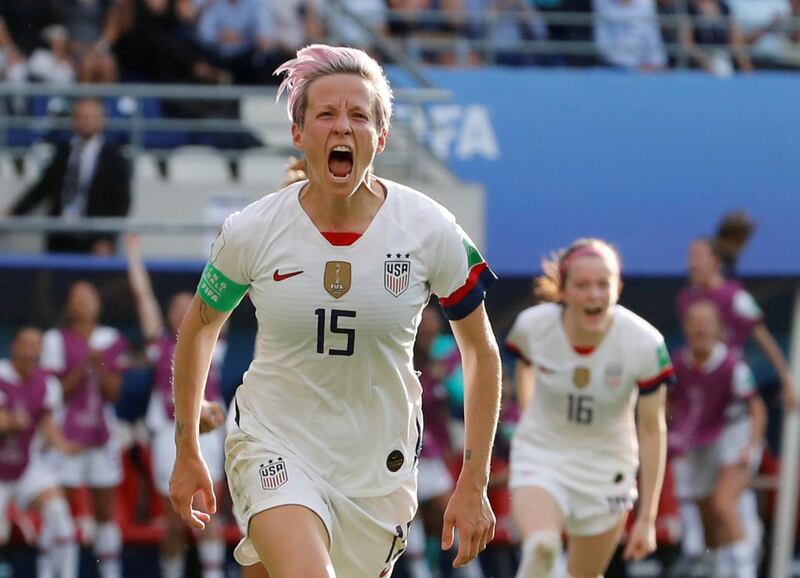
left=259, top=457, right=288, bottom=490
left=384, top=254, right=411, bottom=297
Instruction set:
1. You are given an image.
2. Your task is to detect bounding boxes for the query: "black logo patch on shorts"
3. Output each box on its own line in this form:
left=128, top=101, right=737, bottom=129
left=613, top=472, right=624, bottom=484
left=259, top=457, right=288, bottom=490
left=386, top=450, right=404, bottom=472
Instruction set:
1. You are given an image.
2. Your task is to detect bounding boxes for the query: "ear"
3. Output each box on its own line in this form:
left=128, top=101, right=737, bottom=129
left=375, top=128, right=388, bottom=155
left=291, top=123, right=303, bottom=151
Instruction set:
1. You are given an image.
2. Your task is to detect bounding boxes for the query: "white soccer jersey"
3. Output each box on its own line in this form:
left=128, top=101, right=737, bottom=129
left=199, top=179, right=495, bottom=497
left=506, top=303, right=673, bottom=495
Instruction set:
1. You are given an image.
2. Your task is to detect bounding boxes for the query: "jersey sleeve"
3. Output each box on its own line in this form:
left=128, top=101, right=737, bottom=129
left=732, top=289, right=764, bottom=324
left=636, top=336, right=675, bottom=395
left=430, top=219, right=497, bottom=321
left=732, top=360, right=757, bottom=400
left=40, top=329, right=66, bottom=375
left=197, top=213, right=252, bottom=312
left=44, top=375, right=64, bottom=411
left=505, top=311, right=533, bottom=366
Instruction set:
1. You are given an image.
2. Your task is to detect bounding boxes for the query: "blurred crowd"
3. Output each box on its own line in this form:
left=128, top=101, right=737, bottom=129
left=0, top=0, right=799, bottom=85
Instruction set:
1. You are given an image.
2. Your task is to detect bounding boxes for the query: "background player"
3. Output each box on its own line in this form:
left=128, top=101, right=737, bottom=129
left=0, top=327, right=80, bottom=578
left=125, top=234, right=227, bottom=578
left=506, top=238, right=673, bottom=578
left=40, top=281, right=128, bottom=578
left=670, top=300, right=766, bottom=578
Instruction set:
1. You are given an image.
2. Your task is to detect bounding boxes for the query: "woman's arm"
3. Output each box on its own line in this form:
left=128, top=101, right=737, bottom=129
left=444, top=303, right=502, bottom=567
left=41, top=413, right=81, bottom=454
left=625, top=385, right=667, bottom=560
left=169, top=295, right=231, bottom=529
left=125, top=234, right=165, bottom=342
left=752, top=322, right=797, bottom=410
left=744, top=394, right=767, bottom=463
left=514, top=359, right=535, bottom=413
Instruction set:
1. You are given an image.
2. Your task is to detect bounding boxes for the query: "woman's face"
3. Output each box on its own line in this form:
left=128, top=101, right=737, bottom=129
left=683, top=301, right=721, bottom=355
left=67, top=281, right=101, bottom=323
left=688, top=239, right=719, bottom=285
left=562, top=254, right=619, bottom=335
left=292, top=73, right=386, bottom=197
left=168, top=292, right=193, bottom=332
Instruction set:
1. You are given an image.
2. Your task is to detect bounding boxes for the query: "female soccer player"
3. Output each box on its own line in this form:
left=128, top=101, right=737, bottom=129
left=168, top=44, right=502, bottom=578
left=125, top=234, right=227, bottom=578
left=0, top=327, right=80, bottom=578
left=670, top=300, right=766, bottom=578
left=506, top=238, right=673, bottom=578
left=676, top=236, right=795, bottom=407
left=40, top=281, right=128, bottom=578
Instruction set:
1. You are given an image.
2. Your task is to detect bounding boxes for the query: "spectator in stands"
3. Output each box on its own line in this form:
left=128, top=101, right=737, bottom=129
left=322, top=0, right=390, bottom=54
left=100, top=0, right=230, bottom=84
left=0, top=326, right=81, bottom=578
left=6, top=98, right=131, bottom=255
left=0, top=0, right=61, bottom=88
left=388, top=0, right=472, bottom=64
left=593, top=0, right=667, bottom=70
left=196, top=0, right=281, bottom=83
left=54, top=0, right=118, bottom=83
left=269, top=0, right=324, bottom=60
left=40, top=281, right=128, bottom=578
left=483, top=0, right=549, bottom=66
left=678, top=0, right=753, bottom=74
left=124, top=234, right=228, bottom=578
left=670, top=301, right=766, bottom=578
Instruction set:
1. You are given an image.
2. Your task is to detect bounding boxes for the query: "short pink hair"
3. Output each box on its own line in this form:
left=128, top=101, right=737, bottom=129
left=275, top=44, right=393, bottom=134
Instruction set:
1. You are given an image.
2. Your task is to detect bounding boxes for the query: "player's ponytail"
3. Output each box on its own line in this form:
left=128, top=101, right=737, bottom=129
left=712, top=211, right=755, bottom=275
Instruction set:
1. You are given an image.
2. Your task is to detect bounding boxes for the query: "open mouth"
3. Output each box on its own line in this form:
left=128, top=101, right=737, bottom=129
left=584, top=306, right=604, bottom=319
left=328, top=145, right=353, bottom=180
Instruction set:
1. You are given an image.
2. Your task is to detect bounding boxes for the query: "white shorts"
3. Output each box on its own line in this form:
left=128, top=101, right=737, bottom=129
left=673, top=419, right=761, bottom=501
left=0, top=454, right=60, bottom=510
left=151, top=424, right=226, bottom=496
left=417, top=456, right=453, bottom=503
left=510, top=460, right=635, bottom=536
left=52, top=433, right=122, bottom=489
left=226, top=427, right=418, bottom=577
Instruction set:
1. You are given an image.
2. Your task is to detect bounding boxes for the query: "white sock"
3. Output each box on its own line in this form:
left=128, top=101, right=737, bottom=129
left=729, top=539, right=757, bottom=578
left=197, top=538, right=225, bottom=578
left=516, top=532, right=561, bottom=578
left=711, top=546, right=733, bottom=578
left=38, top=498, right=78, bottom=578
left=405, top=519, right=433, bottom=578
left=94, top=522, right=122, bottom=578
left=679, top=502, right=705, bottom=557
left=160, top=554, right=185, bottom=578
left=738, top=490, right=763, bottom=561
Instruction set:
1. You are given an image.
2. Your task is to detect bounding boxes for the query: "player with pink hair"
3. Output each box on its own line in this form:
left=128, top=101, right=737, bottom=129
left=169, top=44, right=502, bottom=578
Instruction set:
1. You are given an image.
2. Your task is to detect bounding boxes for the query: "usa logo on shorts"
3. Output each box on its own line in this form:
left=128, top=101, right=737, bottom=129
left=384, top=253, right=411, bottom=297
left=259, top=457, right=288, bottom=490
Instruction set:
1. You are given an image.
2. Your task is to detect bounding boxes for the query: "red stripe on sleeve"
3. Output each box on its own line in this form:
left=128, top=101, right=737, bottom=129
left=505, top=342, right=532, bottom=366
left=637, top=366, right=675, bottom=390
left=439, top=262, right=489, bottom=308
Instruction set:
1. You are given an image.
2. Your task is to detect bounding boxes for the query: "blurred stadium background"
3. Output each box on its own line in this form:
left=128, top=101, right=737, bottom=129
left=0, top=0, right=799, bottom=576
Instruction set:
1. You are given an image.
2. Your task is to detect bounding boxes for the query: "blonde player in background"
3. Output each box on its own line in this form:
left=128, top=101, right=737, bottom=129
left=506, top=238, right=673, bottom=578
left=125, top=234, right=227, bottom=578
left=168, top=44, right=502, bottom=578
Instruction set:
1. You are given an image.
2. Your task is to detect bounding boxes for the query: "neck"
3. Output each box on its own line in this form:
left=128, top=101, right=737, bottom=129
left=71, top=319, right=96, bottom=340
left=562, top=307, right=608, bottom=347
left=691, top=345, right=713, bottom=365
left=300, top=176, right=384, bottom=233
left=11, top=361, right=31, bottom=381
left=696, top=271, right=724, bottom=290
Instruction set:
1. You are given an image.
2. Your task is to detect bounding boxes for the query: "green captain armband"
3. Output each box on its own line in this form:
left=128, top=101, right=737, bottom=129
left=197, top=262, right=249, bottom=312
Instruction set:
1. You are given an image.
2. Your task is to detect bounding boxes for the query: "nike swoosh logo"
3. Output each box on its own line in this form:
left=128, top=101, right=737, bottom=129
left=273, top=269, right=303, bottom=282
